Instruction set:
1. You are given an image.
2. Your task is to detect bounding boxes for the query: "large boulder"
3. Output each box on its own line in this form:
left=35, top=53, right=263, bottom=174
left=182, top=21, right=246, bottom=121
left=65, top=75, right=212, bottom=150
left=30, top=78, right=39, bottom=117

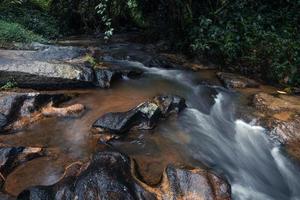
left=92, top=95, right=186, bottom=136
left=0, top=61, right=94, bottom=89
left=217, top=72, right=259, bottom=89
left=17, top=151, right=231, bottom=200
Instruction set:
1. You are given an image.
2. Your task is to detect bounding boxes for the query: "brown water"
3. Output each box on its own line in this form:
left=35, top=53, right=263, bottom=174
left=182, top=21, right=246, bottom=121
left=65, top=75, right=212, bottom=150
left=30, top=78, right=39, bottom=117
left=1, top=38, right=300, bottom=199
left=0, top=73, right=213, bottom=195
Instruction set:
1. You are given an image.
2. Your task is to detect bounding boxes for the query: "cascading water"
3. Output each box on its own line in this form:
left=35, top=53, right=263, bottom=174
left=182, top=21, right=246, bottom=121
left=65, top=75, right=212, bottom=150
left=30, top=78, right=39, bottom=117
left=119, top=59, right=300, bottom=200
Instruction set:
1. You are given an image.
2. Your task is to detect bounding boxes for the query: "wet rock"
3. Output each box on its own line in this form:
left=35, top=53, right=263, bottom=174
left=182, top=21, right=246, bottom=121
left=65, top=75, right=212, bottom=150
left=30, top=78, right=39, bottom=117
left=0, top=192, right=14, bottom=200
left=217, top=72, right=259, bottom=89
left=0, top=113, right=7, bottom=130
left=160, top=165, right=231, bottom=200
left=42, top=103, right=85, bottom=117
left=253, top=92, right=300, bottom=113
left=153, top=95, right=186, bottom=117
left=92, top=95, right=186, bottom=135
left=267, top=116, right=300, bottom=144
left=0, top=146, right=44, bottom=186
left=17, top=151, right=231, bottom=200
left=0, top=61, right=94, bottom=89
left=147, top=55, right=180, bottom=69
left=0, top=92, right=72, bottom=132
left=0, top=42, right=50, bottom=51
left=17, top=151, right=156, bottom=200
left=94, top=68, right=122, bottom=88
left=252, top=92, right=300, bottom=161
left=93, top=102, right=161, bottom=134
left=94, top=67, right=143, bottom=88
left=32, top=46, right=86, bottom=62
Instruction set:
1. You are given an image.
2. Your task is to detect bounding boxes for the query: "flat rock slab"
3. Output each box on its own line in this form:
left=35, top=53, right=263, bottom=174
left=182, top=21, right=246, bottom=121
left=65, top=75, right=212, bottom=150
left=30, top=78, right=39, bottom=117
left=217, top=72, right=259, bottom=89
left=0, top=61, right=94, bottom=89
left=0, top=45, right=95, bottom=89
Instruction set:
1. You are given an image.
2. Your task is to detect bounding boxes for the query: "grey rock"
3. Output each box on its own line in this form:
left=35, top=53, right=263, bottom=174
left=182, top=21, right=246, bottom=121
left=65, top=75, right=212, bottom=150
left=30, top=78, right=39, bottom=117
left=0, top=92, right=70, bottom=132
left=32, top=46, right=86, bottom=62
left=17, top=151, right=231, bottom=200
left=94, top=67, right=143, bottom=88
left=0, top=113, right=7, bottom=130
left=0, top=61, right=94, bottom=89
left=92, top=95, right=186, bottom=135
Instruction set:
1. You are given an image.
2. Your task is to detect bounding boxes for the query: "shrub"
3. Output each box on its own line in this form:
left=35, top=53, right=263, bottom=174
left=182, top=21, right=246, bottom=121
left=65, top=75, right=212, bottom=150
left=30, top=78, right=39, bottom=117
left=188, top=1, right=300, bottom=87
left=0, top=0, right=60, bottom=43
left=0, top=20, right=45, bottom=43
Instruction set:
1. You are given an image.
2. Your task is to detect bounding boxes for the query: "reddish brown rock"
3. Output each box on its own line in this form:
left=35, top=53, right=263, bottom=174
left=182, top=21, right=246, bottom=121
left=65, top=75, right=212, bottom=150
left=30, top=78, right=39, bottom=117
left=252, top=92, right=300, bottom=161
left=253, top=92, right=300, bottom=113
left=217, top=72, right=259, bottom=89
left=42, top=103, right=85, bottom=117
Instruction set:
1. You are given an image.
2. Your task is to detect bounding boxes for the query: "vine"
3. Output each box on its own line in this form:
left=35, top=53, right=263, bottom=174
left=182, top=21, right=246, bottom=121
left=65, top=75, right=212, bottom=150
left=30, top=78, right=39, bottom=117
left=95, top=0, right=114, bottom=40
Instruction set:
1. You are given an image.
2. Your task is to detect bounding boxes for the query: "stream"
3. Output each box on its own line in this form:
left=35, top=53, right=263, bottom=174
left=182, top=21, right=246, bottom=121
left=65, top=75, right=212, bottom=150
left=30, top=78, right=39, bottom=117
left=1, top=37, right=300, bottom=200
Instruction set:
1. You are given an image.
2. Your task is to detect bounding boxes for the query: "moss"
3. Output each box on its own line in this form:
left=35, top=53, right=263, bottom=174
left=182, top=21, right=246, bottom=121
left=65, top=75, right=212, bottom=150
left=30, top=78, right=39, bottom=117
left=84, top=54, right=97, bottom=67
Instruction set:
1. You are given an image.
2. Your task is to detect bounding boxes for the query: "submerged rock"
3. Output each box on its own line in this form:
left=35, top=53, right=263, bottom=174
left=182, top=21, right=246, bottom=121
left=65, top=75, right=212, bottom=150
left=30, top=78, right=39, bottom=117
left=42, top=103, right=85, bottom=117
left=17, top=151, right=231, bottom=200
left=0, top=146, right=44, bottom=188
left=92, top=95, right=186, bottom=136
left=217, top=72, right=259, bottom=89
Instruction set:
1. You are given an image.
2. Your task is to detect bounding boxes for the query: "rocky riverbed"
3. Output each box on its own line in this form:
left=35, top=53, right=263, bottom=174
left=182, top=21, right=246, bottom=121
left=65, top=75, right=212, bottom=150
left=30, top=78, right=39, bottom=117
left=0, top=34, right=299, bottom=200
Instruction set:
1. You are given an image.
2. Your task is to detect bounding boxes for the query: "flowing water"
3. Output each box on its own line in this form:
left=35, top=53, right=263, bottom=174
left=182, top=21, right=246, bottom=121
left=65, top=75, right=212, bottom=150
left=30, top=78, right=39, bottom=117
left=1, top=44, right=300, bottom=199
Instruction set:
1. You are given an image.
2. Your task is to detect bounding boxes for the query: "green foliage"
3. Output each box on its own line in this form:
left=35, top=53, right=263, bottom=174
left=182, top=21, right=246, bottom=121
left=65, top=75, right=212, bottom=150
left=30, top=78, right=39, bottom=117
left=188, top=0, right=300, bottom=86
left=0, top=0, right=60, bottom=43
left=0, top=20, right=45, bottom=43
left=0, top=80, right=17, bottom=90
left=84, top=54, right=97, bottom=67
left=96, top=0, right=114, bottom=40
